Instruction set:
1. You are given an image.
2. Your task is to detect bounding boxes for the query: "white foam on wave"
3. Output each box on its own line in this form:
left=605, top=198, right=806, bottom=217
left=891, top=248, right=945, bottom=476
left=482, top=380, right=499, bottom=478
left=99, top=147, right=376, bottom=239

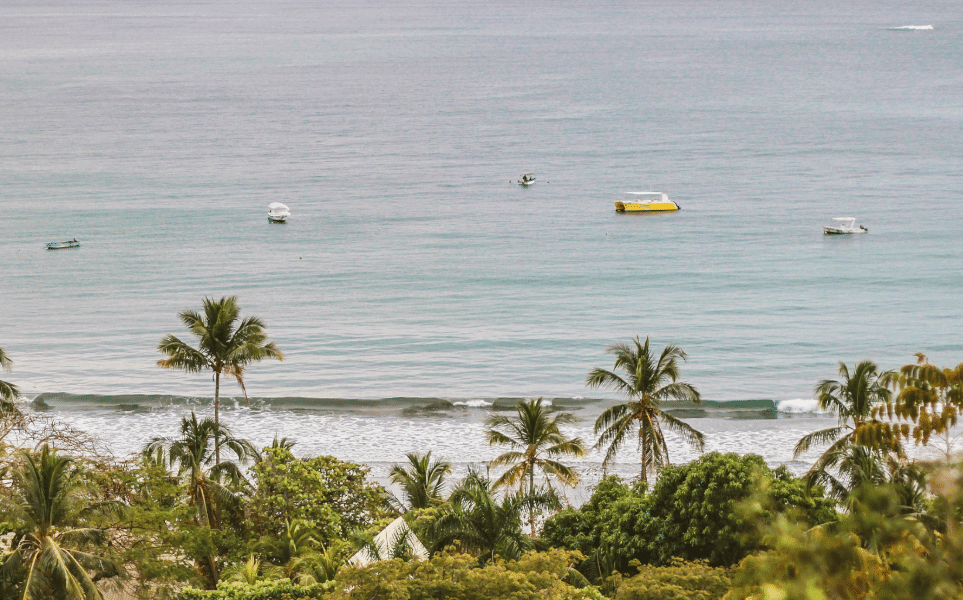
left=452, top=399, right=493, bottom=407
left=889, top=25, right=933, bottom=30
left=776, top=398, right=826, bottom=414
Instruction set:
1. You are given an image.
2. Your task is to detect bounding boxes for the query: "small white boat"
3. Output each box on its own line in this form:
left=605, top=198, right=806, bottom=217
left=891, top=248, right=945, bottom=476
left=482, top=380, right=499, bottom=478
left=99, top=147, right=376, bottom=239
left=268, top=202, right=291, bottom=223
left=518, top=173, right=536, bottom=186
left=614, top=192, right=680, bottom=212
left=46, top=238, right=80, bottom=250
left=823, top=217, right=867, bottom=235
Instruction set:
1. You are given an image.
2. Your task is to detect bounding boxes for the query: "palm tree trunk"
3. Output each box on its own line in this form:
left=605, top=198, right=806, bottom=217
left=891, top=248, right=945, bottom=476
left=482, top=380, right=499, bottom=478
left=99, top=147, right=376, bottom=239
left=529, top=467, right=536, bottom=536
left=214, top=370, right=221, bottom=464
left=640, top=442, right=648, bottom=484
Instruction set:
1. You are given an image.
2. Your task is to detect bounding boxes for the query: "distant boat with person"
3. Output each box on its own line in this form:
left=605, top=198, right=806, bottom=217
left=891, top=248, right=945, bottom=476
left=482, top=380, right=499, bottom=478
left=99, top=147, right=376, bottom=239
left=517, top=173, right=536, bottom=186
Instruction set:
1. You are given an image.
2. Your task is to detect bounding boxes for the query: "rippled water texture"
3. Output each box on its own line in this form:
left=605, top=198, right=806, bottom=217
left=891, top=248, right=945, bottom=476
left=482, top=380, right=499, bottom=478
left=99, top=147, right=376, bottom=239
left=1, top=0, right=960, bottom=472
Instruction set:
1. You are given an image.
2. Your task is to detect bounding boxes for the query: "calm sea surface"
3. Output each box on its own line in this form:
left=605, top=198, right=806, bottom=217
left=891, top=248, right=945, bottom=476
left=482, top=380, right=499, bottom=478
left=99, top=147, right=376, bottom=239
left=1, top=0, right=961, bottom=486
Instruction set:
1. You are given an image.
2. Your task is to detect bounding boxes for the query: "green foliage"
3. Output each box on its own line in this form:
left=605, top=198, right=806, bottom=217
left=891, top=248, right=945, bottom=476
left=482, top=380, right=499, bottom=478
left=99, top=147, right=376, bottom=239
left=178, top=578, right=333, bottom=600
left=486, top=397, right=586, bottom=494
left=0, top=445, right=121, bottom=600
left=543, top=453, right=836, bottom=577
left=157, top=295, right=283, bottom=463
left=93, top=458, right=207, bottom=596
left=0, top=344, right=20, bottom=412
left=615, top=559, right=730, bottom=600
left=793, top=361, right=895, bottom=489
left=249, top=448, right=391, bottom=546
left=388, top=451, right=451, bottom=511
left=327, top=548, right=603, bottom=600
left=727, top=458, right=963, bottom=600
left=876, top=354, right=963, bottom=452
left=431, top=470, right=559, bottom=563
left=586, top=336, right=703, bottom=483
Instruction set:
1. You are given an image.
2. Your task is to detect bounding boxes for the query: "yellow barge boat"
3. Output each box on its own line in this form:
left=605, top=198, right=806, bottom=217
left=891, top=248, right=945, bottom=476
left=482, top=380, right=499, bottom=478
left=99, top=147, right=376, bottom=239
left=614, top=191, right=680, bottom=212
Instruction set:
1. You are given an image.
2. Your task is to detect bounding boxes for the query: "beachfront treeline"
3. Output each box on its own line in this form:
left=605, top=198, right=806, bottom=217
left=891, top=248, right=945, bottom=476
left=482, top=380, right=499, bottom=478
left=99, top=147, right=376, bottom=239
left=2, top=297, right=963, bottom=599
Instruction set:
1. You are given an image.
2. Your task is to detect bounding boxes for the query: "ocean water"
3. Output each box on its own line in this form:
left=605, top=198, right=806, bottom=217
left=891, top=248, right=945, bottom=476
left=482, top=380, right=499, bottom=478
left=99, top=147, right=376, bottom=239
left=1, top=0, right=961, bottom=484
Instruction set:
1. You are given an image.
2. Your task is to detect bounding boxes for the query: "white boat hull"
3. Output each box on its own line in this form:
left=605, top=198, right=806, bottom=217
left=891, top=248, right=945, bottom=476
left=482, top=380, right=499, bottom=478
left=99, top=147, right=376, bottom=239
left=823, top=227, right=866, bottom=235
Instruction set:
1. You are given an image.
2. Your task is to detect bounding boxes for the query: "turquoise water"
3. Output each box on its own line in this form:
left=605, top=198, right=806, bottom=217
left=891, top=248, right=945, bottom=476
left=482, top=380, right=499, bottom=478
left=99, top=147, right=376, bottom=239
left=1, top=0, right=961, bottom=475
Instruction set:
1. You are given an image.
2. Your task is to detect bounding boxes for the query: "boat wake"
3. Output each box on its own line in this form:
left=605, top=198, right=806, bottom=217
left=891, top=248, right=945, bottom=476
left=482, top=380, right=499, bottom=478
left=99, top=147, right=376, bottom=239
left=888, top=25, right=933, bottom=30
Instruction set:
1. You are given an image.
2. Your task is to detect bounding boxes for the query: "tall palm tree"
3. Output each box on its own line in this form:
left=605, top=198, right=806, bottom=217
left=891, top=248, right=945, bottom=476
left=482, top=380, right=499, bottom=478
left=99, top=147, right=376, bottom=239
left=1, top=345, right=21, bottom=415
left=586, top=336, right=703, bottom=483
left=431, top=470, right=557, bottom=564
left=0, top=445, right=119, bottom=600
left=389, top=451, right=451, bottom=511
left=157, top=296, right=283, bottom=462
left=793, top=361, right=893, bottom=480
left=143, top=412, right=255, bottom=586
left=486, top=398, right=585, bottom=495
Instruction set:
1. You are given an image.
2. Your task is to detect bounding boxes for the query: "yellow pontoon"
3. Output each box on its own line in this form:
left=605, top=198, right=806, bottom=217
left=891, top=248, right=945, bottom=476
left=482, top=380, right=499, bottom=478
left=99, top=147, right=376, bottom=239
left=614, top=191, right=680, bottom=212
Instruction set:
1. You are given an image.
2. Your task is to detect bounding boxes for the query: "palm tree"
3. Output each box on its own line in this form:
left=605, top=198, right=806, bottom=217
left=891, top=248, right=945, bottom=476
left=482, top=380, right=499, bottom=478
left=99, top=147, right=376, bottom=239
left=793, top=361, right=893, bottom=480
left=143, top=412, right=255, bottom=586
left=256, top=519, right=341, bottom=584
left=431, top=470, right=557, bottom=564
left=486, top=398, right=584, bottom=533
left=0, top=445, right=119, bottom=600
left=1, top=345, right=21, bottom=415
left=157, top=296, right=283, bottom=463
left=586, top=336, right=703, bottom=483
left=487, top=398, right=585, bottom=494
left=389, top=451, right=452, bottom=511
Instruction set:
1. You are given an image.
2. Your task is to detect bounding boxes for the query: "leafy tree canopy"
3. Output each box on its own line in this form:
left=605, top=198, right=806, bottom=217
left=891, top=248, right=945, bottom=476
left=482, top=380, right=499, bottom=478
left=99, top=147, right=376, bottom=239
left=249, top=448, right=391, bottom=546
left=543, top=453, right=837, bottom=574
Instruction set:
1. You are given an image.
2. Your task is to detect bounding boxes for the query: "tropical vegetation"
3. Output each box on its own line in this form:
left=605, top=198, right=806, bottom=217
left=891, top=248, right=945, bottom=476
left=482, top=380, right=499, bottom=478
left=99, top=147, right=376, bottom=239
left=0, top=445, right=120, bottom=600
left=0, top=345, right=20, bottom=417
left=586, top=337, right=703, bottom=483
left=157, top=296, right=283, bottom=462
left=6, top=316, right=963, bottom=600
left=388, top=451, right=451, bottom=511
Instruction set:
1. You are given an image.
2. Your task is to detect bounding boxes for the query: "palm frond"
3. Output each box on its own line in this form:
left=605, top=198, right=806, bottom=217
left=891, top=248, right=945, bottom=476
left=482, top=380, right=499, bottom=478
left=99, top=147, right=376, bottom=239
left=792, top=426, right=848, bottom=458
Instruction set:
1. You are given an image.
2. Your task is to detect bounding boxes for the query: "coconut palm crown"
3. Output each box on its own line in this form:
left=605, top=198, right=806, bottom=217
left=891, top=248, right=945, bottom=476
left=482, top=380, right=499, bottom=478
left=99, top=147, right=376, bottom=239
left=587, top=336, right=703, bottom=483
left=1, top=344, right=21, bottom=413
left=157, top=296, right=283, bottom=462
left=486, top=397, right=585, bottom=495
left=389, top=451, right=452, bottom=511
left=0, top=445, right=119, bottom=600
left=793, top=360, right=894, bottom=481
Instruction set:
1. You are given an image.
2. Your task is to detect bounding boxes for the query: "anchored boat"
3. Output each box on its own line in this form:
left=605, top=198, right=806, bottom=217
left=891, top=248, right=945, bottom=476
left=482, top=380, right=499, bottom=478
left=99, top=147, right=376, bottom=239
left=823, top=217, right=867, bottom=235
left=46, top=239, right=80, bottom=250
left=614, top=192, right=680, bottom=212
left=268, top=202, right=291, bottom=223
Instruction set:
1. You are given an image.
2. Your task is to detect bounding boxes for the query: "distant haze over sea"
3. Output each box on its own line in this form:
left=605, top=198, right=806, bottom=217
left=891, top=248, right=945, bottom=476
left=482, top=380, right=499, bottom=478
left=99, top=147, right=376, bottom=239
left=1, top=0, right=959, bottom=478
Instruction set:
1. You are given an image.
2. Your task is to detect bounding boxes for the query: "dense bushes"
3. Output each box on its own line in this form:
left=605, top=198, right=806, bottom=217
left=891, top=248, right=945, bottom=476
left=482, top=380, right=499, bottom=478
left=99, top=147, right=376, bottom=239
left=543, top=453, right=837, bottom=573
left=326, top=549, right=603, bottom=600
left=178, top=579, right=333, bottom=600
left=614, top=559, right=730, bottom=600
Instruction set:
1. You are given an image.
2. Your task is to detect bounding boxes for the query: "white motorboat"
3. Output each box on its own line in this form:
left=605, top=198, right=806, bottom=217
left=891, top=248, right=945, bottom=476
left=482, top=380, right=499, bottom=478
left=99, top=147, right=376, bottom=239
left=518, top=173, right=536, bottom=186
left=823, top=217, right=867, bottom=235
left=268, top=202, right=291, bottom=223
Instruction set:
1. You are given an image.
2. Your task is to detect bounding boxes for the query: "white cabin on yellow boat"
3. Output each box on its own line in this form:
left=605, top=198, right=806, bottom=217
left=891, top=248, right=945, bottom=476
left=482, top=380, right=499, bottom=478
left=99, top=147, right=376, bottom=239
left=614, top=191, right=680, bottom=212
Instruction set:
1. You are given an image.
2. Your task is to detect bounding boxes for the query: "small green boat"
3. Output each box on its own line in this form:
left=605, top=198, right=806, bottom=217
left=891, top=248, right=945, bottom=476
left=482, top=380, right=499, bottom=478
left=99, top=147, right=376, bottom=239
left=46, top=239, right=80, bottom=250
